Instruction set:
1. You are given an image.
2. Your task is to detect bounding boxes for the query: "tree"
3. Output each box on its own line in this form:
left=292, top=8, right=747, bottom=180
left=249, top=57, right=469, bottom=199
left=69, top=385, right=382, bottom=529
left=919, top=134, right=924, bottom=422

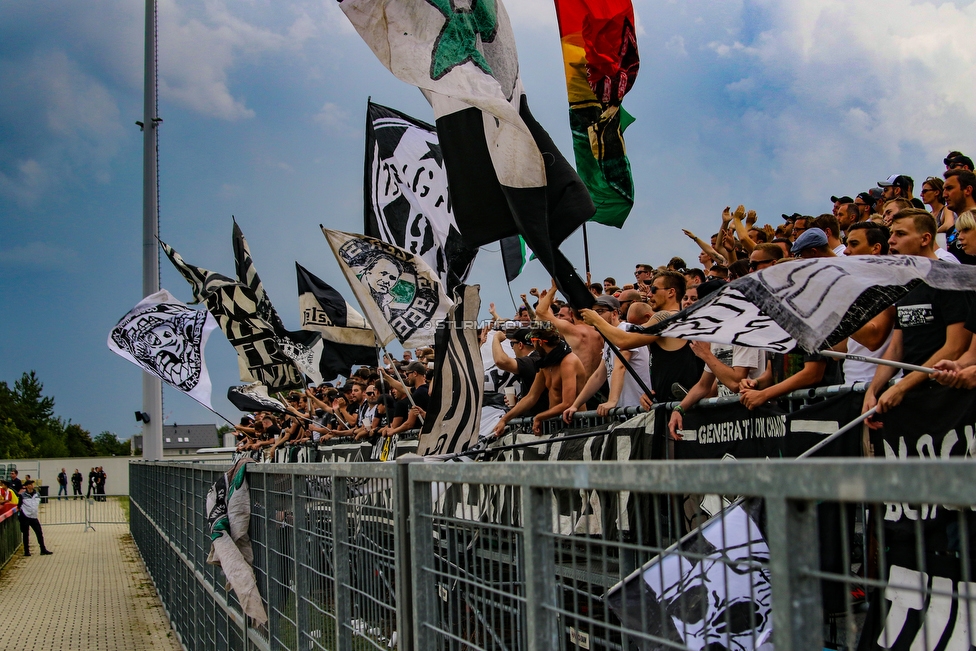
left=93, top=431, right=131, bottom=457
left=0, top=371, right=97, bottom=459
left=217, top=424, right=234, bottom=446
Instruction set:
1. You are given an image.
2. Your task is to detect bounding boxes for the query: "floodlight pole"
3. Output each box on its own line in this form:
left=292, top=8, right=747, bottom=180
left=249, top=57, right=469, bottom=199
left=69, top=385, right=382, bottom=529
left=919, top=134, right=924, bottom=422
left=141, top=0, right=163, bottom=461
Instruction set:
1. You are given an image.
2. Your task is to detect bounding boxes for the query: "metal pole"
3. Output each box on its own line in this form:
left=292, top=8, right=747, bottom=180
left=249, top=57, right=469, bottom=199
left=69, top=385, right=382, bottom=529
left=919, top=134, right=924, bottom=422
left=142, top=0, right=163, bottom=461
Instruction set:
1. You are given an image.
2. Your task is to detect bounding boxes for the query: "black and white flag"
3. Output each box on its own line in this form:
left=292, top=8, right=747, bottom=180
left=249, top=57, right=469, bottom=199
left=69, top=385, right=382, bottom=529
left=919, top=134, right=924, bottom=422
left=647, top=256, right=976, bottom=353
left=323, top=228, right=452, bottom=349
left=161, top=240, right=307, bottom=390
left=606, top=498, right=773, bottom=651
left=418, top=284, right=484, bottom=456
left=296, top=263, right=377, bottom=380
left=108, top=289, right=218, bottom=409
left=227, top=383, right=289, bottom=415
left=365, top=102, right=477, bottom=292
left=233, top=218, right=287, bottom=333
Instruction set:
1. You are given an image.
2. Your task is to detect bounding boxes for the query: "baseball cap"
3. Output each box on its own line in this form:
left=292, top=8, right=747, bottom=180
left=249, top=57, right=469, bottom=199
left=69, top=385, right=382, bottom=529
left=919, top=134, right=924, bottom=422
left=855, top=192, right=875, bottom=204
left=868, top=188, right=884, bottom=200
left=791, top=228, right=829, bottom=254
left=945, top=153, right=974, bottom=169
left=781, top=212, right=802, bottom=222
left=593, top=295, right=620, bottom=311
left=403, top=362, right=427, bottom=375
left=830, top=195, right=854, bottom=204
left=507, top=328, right=533, bottom=345
left=878, top=175, right=911, bottom=191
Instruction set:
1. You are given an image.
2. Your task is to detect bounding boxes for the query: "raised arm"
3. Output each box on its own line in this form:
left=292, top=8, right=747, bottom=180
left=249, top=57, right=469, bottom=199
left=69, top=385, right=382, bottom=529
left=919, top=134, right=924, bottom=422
left=491, top=331, right=519, bottom=374
left=580, top=309, right=659, bottom=349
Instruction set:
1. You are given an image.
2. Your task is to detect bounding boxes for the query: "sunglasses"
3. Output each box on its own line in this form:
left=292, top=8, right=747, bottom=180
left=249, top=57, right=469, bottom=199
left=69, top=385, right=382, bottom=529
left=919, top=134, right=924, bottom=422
left=749, top=259, right=774, bottom=270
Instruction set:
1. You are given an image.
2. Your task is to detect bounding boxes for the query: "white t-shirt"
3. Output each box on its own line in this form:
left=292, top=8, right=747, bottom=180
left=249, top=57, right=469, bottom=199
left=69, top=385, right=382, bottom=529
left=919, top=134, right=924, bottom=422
left=603, top=323, right=651, bottom=408
left=844, top=332, right=895, bottom=385
left=833, top=244, right=847, bottom=256
left=704, top=343, right=766, bottom=396
left=935, top=248, right=960, bottom=264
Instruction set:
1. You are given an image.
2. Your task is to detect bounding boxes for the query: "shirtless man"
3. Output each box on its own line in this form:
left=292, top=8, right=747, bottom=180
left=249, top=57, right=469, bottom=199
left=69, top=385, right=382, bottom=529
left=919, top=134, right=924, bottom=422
left=493, top=328, right=587, bottom=436
left=536, top=279, right=605, bottom=377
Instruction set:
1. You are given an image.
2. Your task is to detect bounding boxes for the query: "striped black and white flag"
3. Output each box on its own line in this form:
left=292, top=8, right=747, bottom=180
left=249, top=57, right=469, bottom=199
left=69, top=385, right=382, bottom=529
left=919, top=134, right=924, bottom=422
left=417, top=284, right=484, bottom=456
left=161, top=240, right=308, bottom=390
left=365, top=102, right=476, bottom=293
left=233, top=217, right=287, bottom=333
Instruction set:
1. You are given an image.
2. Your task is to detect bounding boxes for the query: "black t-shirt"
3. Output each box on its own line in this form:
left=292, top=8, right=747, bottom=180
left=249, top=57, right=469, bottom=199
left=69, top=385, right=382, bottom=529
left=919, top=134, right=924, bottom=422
left=514, top=352, right=542, bottom=400
left=411, top=384, right=430, bottom=412
left=650, top=342, right=705, bottom=403
left=6, top=478, right=22, bottom=494
left=394, top=397, right=411, bottom=421
left=514, top=352, right=549, bottom=415
left=895, top=285, right=972, bottom=366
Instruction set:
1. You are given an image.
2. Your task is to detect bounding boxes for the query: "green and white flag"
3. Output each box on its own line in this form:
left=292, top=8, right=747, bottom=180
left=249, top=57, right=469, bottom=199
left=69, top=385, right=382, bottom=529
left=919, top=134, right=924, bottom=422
left=322, top=227, right=452, bottom=349
left=338, top=0, right=596, bottom=309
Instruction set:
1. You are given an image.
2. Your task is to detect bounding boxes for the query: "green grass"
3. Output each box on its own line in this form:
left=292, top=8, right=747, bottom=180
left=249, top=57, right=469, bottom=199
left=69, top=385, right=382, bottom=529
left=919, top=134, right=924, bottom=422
left=117, top=496, right=130, bottom=522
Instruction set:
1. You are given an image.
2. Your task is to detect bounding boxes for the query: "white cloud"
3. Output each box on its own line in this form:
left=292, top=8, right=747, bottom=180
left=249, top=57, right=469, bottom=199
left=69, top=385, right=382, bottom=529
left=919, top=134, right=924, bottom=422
left=691, top=0, right=976, bottom=199
left=313, top=101, right=352, bottom=134
left=0, top=50, right=125, bottom=205
left=0, top=241, right=80, bottom=269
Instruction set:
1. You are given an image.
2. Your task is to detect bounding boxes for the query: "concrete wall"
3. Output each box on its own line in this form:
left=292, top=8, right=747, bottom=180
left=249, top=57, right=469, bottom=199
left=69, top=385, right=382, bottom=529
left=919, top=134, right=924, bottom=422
left=0, top=454, right=233, bottom=496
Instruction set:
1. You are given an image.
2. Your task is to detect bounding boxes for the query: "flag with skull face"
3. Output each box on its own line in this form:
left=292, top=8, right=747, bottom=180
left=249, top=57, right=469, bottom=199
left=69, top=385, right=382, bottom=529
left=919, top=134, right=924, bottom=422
left=108, top=289, right=218, bottom=409
left=606, top=498, right=773, bottom=650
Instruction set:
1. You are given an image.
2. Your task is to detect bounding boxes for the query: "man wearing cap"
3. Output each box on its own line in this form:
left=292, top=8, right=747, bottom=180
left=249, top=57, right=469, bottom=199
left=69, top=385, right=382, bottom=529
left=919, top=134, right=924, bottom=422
left=879, top=174, right=923, bottom=208
left=830, top=195, right=854, bottom=217
left=492, top=328, right=587, bottom=436
left=490, top=327, right=547, bottom=415
left=18, top=480, right=52, bottom=556
left=853, top=193, right=875, bottom=222
left=791, top=227, right=836, bottom=259
left=945, top=152, right=974, bottom=172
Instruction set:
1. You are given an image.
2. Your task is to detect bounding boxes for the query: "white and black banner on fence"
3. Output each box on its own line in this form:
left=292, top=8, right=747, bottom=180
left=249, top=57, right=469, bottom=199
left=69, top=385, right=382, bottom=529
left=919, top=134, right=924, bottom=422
left=858, top=384, right=976, bottom=651
left=417, top=284, right=484, bottom=456
left=365, top=101, right=476, bottom=292
left=108, top=289, right=218, bottom=410
left=605, top=498, right=773, bottom=651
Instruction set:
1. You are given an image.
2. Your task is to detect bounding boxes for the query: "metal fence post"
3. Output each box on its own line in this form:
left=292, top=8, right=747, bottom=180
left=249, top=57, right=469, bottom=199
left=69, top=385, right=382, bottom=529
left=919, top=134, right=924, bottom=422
left=408, top=464, right=437, bottom=651
left=292, top=474, right=307, bottom=649
left=767, top=496, right=823, bottom=651
left=393, top=459, right=415, bottom=651
left=522, top=484, right=559, bottom=650
left=331, top=475, right=352, bottom=651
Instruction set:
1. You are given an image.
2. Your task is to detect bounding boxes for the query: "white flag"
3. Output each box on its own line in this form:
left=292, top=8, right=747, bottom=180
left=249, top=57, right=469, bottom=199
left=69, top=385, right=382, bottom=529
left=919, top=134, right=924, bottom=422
left=108, top=289, right=218, bottom=409
left=323, top=228, right=452, bottom=349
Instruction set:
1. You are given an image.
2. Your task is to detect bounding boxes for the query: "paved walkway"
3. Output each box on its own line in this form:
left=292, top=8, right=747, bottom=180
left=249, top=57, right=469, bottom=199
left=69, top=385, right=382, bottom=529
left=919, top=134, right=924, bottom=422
left=0, top=522, right=181, bottom=651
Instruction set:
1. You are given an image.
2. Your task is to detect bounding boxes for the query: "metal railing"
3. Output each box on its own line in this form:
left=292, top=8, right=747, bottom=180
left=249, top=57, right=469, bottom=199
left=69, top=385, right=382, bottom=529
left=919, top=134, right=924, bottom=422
left=130, top=457, right=976, bottom=651
left=37, top=495, right=129, bottom=530
left=0, top=510, right=20, bottom=568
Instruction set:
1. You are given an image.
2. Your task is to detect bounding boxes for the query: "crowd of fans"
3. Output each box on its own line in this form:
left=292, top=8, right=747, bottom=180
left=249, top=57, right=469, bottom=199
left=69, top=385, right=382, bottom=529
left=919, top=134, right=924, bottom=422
left=235, top=154, right=976, bottom=456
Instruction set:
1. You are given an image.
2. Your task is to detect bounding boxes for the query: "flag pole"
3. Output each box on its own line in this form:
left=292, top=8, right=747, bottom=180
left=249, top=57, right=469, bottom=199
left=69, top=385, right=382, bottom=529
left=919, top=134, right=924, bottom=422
left=601, top=335, right=654, bottom=401
left=582, top=223, right=591, bottom=280
left=818, top=349, right=935, bottom=375
left=796, top=407, right=877, bottom=459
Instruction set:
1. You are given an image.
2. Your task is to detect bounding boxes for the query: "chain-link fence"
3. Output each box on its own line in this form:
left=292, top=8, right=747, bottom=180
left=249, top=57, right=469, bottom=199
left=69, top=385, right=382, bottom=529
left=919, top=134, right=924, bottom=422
left=131, top=458, right=976, bottom=651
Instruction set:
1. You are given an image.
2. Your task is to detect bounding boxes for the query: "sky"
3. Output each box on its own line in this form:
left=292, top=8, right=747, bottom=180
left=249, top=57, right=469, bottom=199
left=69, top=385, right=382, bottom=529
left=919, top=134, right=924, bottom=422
left=2, top=0, right=975, bottom=441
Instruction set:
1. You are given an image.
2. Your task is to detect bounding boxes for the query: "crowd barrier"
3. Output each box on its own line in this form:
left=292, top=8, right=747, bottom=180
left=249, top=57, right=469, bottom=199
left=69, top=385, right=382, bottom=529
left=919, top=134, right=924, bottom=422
left=259, top=383, right=869, bottom=467
left=37, top=495, right=129, bottom=530
left=0, top=508, right=20, bottom=569
left=130, top=376, right=976, bottom=651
